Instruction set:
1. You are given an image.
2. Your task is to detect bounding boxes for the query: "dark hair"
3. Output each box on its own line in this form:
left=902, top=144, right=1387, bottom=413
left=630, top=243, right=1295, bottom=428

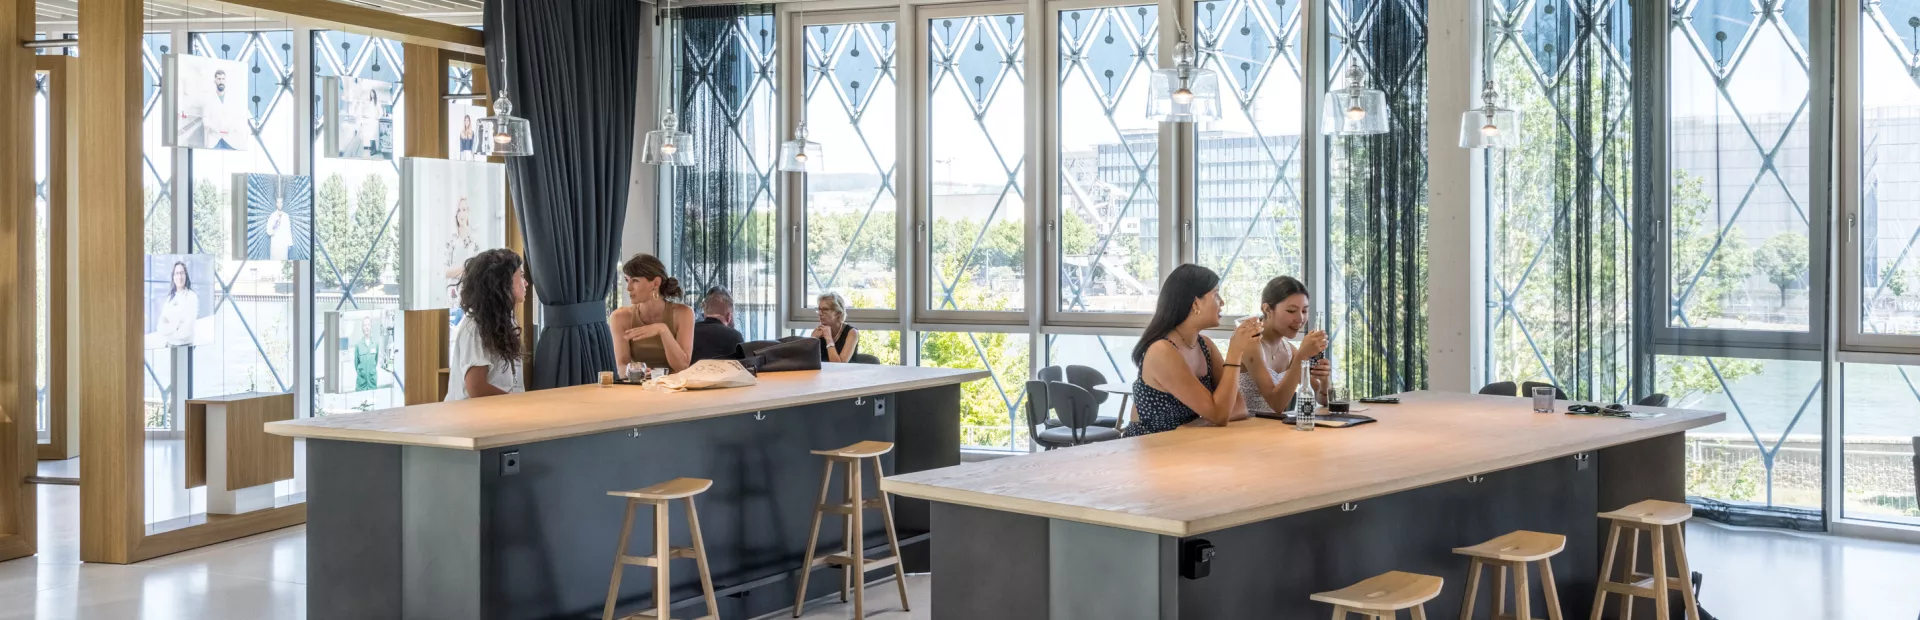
left=1259, top=276, right=1309, bottom=314
left=459, top=249, right=524, bottom=363
left=1131, top=264, right=1221, bottom=367
left=169, top=261, right=193, bottom=299
left=621, top=253, right=683, bottom=298
left=703, top=286, right=733, bottom=314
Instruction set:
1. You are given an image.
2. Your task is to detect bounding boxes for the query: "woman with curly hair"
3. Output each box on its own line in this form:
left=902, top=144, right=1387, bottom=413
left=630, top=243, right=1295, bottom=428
left=610, top=253, right=695, bottom=373
left=446, top=248, right=527, bottom=401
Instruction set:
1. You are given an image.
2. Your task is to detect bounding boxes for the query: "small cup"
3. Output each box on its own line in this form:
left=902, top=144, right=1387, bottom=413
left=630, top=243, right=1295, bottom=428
left=650, top=368, right=668, bottom=381
left=1531, top=386, right=1556, bottom=413
left=598, top=371, right=614, bottom=387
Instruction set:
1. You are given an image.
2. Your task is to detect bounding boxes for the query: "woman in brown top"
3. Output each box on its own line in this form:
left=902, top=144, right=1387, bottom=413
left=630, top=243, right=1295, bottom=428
left=609, top=254, right=695, bottom=374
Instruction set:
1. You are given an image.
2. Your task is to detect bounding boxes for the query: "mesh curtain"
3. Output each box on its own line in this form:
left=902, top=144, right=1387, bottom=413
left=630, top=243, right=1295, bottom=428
left=1329, top=0, right=1428, bottom=397
left=664, top=5, right=781, bottom=341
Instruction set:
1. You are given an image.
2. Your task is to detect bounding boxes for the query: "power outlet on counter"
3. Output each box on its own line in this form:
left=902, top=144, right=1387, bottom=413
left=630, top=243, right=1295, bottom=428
left=874, top=397, right=887, bottom=417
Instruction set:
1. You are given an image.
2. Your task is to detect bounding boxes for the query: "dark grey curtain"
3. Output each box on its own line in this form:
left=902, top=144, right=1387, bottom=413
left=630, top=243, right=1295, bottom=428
left=485, top=0, right=640, bottom=389
left=1329, top=0, right=1428, bottom=397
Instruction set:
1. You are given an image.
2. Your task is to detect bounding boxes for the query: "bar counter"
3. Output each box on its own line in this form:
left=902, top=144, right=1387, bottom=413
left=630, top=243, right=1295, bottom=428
left=269, top=363, right=987, bottom=620
left=881, top=391, right=1725, bottom=619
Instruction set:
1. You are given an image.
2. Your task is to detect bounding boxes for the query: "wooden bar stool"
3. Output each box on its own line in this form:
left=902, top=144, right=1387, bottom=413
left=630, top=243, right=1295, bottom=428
left=602, top=478, right=719, bottom=620
left=1455, top=530, right=1566, bottom=620
left=1310, top=570, right=1443, bottom=619
left=1591, top=499, right=1699, bottom=620
left=793, top=440, right=910, bottom=618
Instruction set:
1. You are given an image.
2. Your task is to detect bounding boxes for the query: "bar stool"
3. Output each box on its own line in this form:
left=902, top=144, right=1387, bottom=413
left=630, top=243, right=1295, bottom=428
left=1310, top=570, right=1443, bottom=619
left=1591, top=499, right=1699, bottom=620
left=1454, top=530, right=1566, bottom=620
left=793, top=440, right=910, bottom=618
left=602, top=478, right=719, bottom=620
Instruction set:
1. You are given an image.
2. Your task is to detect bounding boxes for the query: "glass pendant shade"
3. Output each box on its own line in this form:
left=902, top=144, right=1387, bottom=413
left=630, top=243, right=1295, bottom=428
left=778, top=122, right=823, bottom=173
left=642, top=111, right=695, bottom=166
left=1148, top=35, right=1222, bottom=123
left=480, top=91, right=535, bottom=157
left=1321, top=64, right=1390, bottom=135
left=1459, top=81, right=1521, bottom=148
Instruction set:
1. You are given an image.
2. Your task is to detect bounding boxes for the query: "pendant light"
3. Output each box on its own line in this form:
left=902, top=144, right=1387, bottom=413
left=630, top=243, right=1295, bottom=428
left=1321, top=63, right=1389, bottom=135
left=483, top=0, right=534, bottom=156
left=1459, top=15, right=1520, bottom=148
left=778, top=121, right=823, bottom=173
left=642, top=110, right=695, bottom=166
left=644, top=0, right=695, bottom=166
left=1147, top=28, right=1221, bottom=123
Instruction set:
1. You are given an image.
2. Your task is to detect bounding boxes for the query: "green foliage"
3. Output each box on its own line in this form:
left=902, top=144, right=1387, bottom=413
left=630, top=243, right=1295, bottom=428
left=1880, top=263, right=1910, bottom=300
left=191, top=179, right=228, bottom=255
left=920, top=329, right=1029, bottom=449
left=1686, top=438, right=1764, bottom=503
left=311, top=173, right=399, bottom=291
left=144, top=187, right=172, bottom=254
left=1670, top=172, right=1753, bottom=325
left=1755, top=232, right=1808, bottom=307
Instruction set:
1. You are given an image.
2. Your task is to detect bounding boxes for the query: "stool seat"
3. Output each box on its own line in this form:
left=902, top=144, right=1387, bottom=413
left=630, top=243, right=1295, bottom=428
left=1598, top=499, right=1692, bottom=526
left=609, top=477, right=713, bottom=501
left=1311, top=571, right=1443, bottom=611
left=810, top=440, right=894, bottom=459
left=1453, top=530, right=1567, bottom=562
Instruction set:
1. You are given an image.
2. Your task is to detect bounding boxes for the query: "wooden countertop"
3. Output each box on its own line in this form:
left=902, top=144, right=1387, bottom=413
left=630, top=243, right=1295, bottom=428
left=881, top=391, right=1725, bottom=537
left=266, top=363, right=989, bottom=450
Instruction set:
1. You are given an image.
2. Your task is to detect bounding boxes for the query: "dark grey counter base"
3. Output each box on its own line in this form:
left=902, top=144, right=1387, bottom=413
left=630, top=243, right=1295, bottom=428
left=931, top=434, right=1685, bottom=620
left=307, top=384, right=959, bottom=620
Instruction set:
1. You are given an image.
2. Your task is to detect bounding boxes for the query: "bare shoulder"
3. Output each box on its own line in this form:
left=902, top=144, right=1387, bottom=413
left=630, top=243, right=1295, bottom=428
left=668, top=302, right=695, bottom=321
left=608, top=306, right=632, bottom=325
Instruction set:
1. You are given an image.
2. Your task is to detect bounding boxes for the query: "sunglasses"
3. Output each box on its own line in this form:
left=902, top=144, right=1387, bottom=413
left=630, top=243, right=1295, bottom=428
left=1566, top=403, right=1631, bottom=418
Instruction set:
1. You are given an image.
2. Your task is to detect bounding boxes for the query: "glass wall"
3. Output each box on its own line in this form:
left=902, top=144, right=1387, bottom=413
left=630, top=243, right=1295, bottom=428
left=1054, top=5, right=1159, bottom=316
left=802, top=20, right=899, bottom=313
left=926, top=13, right=1027, bottom=314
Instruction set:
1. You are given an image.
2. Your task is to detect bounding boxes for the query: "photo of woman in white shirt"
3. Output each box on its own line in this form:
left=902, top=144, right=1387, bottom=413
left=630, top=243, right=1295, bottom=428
left=155, top=261, right=200, bottom=348
left=445, top=249, right=527, bottom=401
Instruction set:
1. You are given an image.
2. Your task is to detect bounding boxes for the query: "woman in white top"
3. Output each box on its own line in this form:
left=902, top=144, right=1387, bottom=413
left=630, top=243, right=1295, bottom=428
left=445, top=249, right=527, bottom=401
left=155, top=261, right=200, bottom=347
left=1239, top=275, right=1330, bottom=414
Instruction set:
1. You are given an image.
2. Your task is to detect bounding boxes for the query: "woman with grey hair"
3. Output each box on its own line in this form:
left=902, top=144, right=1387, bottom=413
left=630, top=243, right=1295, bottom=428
left=811, top=292, right=860, bottom=363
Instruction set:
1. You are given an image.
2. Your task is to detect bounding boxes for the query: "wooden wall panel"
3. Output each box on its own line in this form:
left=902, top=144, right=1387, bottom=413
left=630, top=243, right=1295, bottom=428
left=404, top=309, right=450, bottom=405
left=0, top=0, right=38, bottom=561
left=77, top=0, right=145, bottom=565
left=222, top=394, right=296, bottom=489
left=184, top=403, right=206, bottom=489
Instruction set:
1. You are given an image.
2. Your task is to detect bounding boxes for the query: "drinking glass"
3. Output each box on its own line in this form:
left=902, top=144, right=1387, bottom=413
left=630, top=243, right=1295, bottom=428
left=1531, top=386, right=1556, bottom=413
left=627, top=361, right=648, bottom=382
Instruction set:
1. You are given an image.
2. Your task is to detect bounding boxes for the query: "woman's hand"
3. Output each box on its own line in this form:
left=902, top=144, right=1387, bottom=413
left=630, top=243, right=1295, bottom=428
left=1310, top=358, right=1332, bottom=382
left=811, top=325, right=831, bottom=341
left=1296, top=330, right=1329, bottom=361
left=1224, top=318, right=1261, bottom=364
left=624, top=324, right=664, bottom=342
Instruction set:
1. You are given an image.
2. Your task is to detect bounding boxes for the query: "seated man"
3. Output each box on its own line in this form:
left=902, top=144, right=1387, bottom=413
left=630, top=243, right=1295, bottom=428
left=690, top=286, right=745, bottom=362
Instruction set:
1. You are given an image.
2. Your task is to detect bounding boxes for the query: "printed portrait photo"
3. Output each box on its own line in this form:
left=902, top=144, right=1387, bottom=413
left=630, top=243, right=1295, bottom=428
left=142, top=254, right=218, bottom=350
left=163, top=54, right=253, bottom=151
left=324, top=76, right=396, bottom=161
left=231, top=173, right=313, bottom=261
left=400, top=158, right=507, bottom=318
left=325, top=310, right=397, bottom=394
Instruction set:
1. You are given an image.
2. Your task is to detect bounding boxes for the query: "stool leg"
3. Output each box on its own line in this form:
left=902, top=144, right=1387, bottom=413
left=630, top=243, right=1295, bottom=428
left=1669, top=524, right=1699, bottom=620
left=1591, top=524, right=1621, bottom=620
left=653, top=501, right=671, bottom=620
left=871, top=457, right=911, bottom=612
left=793, top=460, right=835, bottom=617
left=1412, top=603, right=1428, bottom=620
left=1513, top=560, right=1531, bottom=620
left=1649, top=526, right=1671, bottom=620
left=603, top=499, right=638, bottom=620
left=1493, top=564, right=1508, bottom=619
left=850, top=457, right=867, bottom=618
left=1460, top=558, right=1482, bottom=620
left=1540, top=558, right=1564, bottom=620
left=685, top=497, right=719, bottom=620
left=1623, top=528, right=1640, bottom=620
left=841, top=461, right=853, bottom=604
left=1329, top=605, right=1347, bottom=620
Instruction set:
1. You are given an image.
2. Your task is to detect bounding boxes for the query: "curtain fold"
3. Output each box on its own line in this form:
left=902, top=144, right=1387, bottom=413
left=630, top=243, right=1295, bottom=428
left=485, top=0, right=640, bottom=389
left=664, top=5, right=781, bottom=341
left=1329, top=0, right=1428, bottom=397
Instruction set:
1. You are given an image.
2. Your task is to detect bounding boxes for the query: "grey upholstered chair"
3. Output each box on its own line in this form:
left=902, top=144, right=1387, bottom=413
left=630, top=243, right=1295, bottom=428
left=1478, top=381, right=1518, bottom=396
left=1635, top=393, right=1670, bottom=408
left=1026, top=380, right=1120, bottom=450
left=1035, top=366, right=1118, bottom=428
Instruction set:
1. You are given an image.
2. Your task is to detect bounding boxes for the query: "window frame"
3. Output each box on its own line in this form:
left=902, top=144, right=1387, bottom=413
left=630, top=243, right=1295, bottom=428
left=783, top=8, right=908, bottom=327
left=1649, top=0, right=1832, bottom=355
left=1838, top=0, right=1920, bottom=355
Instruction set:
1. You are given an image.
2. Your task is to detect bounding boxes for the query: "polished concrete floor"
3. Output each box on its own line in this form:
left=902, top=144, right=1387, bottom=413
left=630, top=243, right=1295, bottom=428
left=1, top=462, right=1915, bottom=619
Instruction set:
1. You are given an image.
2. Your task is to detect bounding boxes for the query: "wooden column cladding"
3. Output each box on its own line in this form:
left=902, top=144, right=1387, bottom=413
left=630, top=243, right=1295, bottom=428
left=0, top=0, right=37, bottom=562
left=79, top=0, right=304, bottom=564
left=403, top=44, right=452, bottom=405
left=77, top=0, right=144, bottom=564
left=39, top=56, right=77, bottom=462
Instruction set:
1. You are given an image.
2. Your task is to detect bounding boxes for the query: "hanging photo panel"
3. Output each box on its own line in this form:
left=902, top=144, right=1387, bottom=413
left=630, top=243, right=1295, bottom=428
left=142, top=254, right=219, bottom=350
left=449, top=101, right=490, bottom=161
left=230, top=173, right=313, bottom=261
left=400, top=157, right=508, bottom=313
left=324, top=310, right=399, bottom=394
left=323, top=76, right=397, bottom=160
left=162, top=54, right=252, bottom=151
